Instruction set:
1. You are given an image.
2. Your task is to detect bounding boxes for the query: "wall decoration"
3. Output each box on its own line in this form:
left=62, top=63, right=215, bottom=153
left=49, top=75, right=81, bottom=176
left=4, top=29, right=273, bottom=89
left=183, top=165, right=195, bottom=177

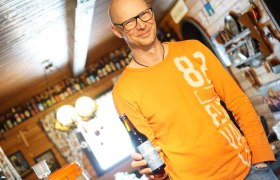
left=259, top=80, right=280, bottom=120
left=204, top=1, right=215, bottom=16
left=8, top=151, right=32, bottom=178
left=34, top=149, right=60, bottom=173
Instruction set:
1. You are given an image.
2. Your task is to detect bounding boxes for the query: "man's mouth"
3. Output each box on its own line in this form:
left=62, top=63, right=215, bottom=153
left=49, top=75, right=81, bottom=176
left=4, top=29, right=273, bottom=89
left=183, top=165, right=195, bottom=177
left=138, top=27, right=151, bottom=37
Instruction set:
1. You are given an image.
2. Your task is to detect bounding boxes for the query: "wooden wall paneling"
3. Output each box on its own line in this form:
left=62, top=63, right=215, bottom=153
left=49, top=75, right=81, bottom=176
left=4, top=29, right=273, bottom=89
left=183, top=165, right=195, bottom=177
left=0, top=117, right=66, bottom=179
left=0, top=69, right=122, bottom=179
left=0, top=65, right=72, bottom=113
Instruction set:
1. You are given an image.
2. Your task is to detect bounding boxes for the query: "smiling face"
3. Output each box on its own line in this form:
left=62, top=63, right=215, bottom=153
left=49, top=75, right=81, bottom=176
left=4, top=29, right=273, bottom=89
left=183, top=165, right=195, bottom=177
left=109, top=0, right=158, bottom=49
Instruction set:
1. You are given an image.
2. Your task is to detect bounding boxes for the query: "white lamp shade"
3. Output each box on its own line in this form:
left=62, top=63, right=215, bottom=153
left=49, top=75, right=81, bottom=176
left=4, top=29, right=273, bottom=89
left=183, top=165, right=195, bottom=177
left=56, top=105, right=77, bottom=126
left=75, top=96, right=97, bottom=118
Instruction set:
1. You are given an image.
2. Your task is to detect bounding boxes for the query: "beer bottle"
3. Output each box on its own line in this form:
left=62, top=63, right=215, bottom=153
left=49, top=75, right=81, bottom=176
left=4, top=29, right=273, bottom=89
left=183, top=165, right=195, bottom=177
left=119, top=114, right=168, bottom=179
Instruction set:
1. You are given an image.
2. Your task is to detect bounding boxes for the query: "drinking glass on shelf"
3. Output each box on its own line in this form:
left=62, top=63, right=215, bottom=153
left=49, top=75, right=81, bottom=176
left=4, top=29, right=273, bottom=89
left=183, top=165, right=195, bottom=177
left=32, top=160, right=51, bottom=179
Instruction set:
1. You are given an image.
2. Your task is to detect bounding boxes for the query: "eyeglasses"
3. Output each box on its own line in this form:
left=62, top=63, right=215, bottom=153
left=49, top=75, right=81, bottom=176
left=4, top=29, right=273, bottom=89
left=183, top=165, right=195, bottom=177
left=113, top=8, right=153, bottom=31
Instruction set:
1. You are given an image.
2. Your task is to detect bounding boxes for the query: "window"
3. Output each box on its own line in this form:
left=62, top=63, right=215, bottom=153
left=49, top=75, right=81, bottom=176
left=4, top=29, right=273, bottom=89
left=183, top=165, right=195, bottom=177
left=77, top=90, right=134, bottom=176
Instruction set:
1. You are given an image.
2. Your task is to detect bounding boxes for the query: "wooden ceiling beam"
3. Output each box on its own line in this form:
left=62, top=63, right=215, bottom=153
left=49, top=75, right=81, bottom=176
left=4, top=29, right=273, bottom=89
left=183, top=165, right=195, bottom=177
left=72, top=0, right=96, bottom=76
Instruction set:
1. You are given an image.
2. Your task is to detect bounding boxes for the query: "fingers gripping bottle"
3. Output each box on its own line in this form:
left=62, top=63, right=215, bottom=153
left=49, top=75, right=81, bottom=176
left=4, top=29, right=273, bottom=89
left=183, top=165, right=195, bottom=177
left=119, top=114, right=168, bottom=179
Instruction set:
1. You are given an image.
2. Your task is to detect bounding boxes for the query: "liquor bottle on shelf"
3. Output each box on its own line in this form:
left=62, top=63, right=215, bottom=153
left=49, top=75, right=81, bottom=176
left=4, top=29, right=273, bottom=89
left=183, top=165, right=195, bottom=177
left=88, top=65, right=97, bottom=83
left=127, top=52, right=133, bottom=64
left=26, top=101, right=35, bottom=117
left=115, top=49, right=127, bottom=68
left=73, top=78, right=81, bottom=92
left=94, top=64, right=101, bottom=82
left=112, top=51, right=122, bottom=70
left=48, top=87, right=57, bottom=105
left=66, top=78, right=76, bottom=94
left=101, top=68, right=107, bottom=78
left=109, top=52, right=117, bottom=72
left=57, top=82, right=66, bottom=100
left=85, top=72, right=93, bottom=86
left=30, top=97, right=40, bottom=114
left=96, top=61, right=105, bottom=79
left=124, top=46, right=131, bottom=59
left=77, top=77, right=85, bottom=89
left=65, top=78, right=74, bottom=96
left=0, top=124, right=5, bottom=133
left=81, top=77, right=86, bottom=88
left=115, top=49, right=123, bottom=58
left=35, top=95, right=45, bottom=112
left=17, top=106, right=26, bottom=122
left=52, top=86, right=61, bottom=103
left=0, top=125, right=4, bottom=134
left=40, top=93, right=48, bottom=109
left=104, top=57, right=113, bottom=74
left=61, top=81, right=70, bottom=98
left=5, top=114, right=13, bottom=129
left=44, top=91, right=53, bottom=108
left=0, top=115, right=7, bottom=133
left=7, top=112, right=16, bottom=128
left=120, top=57, right=127, bottom=67
left=12, top=107, right=22, bottom=123
left=23, top=106, right=31, bottom=119
left=83, top=70, right=92, bottom=86
left=101, top=60, right=109, bottom=77
left=119, top=114, right=168, bottom=179
left=0, top=114, right=9, bottom=132
left=125, top=57, right=130, bottom=65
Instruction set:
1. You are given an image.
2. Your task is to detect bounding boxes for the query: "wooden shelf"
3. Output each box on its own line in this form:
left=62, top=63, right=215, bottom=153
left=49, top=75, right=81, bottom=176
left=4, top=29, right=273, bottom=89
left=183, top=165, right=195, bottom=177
left=224, top=29, right=250, bottom=48
left=226, top=39, right=247, bottom=53
left=234, top=52, right=263, bottom=67
left=1, top=69, right=123, bottom=138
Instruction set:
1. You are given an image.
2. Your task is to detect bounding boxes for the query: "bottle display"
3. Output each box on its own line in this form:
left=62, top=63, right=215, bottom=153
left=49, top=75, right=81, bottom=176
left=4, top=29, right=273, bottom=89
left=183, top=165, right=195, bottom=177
left=119, top=114, right=168, bottom=179
left=1, top=45, right=131, bottom=131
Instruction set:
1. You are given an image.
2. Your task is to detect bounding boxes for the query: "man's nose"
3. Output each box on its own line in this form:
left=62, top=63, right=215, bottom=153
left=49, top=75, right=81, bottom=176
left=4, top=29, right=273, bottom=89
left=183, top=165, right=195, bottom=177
left=136, top=17, right=146, bottom=29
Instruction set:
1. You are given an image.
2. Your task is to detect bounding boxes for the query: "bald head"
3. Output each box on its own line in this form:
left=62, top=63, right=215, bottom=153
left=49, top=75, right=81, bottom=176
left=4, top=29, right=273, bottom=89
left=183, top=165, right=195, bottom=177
left=109, top=0, right=150, bottom=24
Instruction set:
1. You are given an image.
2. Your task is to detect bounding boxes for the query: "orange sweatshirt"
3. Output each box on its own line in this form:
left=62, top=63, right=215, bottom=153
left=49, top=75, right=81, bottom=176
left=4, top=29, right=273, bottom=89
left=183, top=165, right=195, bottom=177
left=112, top=40, right=275, bottom=179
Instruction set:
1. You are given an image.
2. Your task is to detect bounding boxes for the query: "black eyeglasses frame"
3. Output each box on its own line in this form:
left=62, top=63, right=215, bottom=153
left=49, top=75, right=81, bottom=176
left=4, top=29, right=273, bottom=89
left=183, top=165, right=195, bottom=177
left=113, top=7, right=153, bottom=31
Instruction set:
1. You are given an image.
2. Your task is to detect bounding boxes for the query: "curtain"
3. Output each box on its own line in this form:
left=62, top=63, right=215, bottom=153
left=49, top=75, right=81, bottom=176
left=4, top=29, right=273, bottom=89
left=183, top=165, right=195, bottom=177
left=40, top=111, right=90, bottom=178
left=0, top=146, right=21, bottom=180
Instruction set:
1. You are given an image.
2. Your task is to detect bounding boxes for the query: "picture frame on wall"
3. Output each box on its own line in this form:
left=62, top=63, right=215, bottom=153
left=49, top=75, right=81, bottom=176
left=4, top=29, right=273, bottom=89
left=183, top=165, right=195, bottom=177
left=8, top=151, right=32, bottom=178
left=259, top=80, right=280, bottom=120
left=34, top=149, right=60, bottom=173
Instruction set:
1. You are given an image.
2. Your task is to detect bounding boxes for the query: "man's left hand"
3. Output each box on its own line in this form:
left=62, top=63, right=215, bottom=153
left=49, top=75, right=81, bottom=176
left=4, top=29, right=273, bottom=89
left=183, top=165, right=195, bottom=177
left=253, top=162, right=268, bottom=168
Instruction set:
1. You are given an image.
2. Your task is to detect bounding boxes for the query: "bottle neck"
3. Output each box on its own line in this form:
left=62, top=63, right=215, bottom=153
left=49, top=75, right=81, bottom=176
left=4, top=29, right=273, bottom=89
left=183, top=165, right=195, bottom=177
left=120, top=114, right=137, bottom=132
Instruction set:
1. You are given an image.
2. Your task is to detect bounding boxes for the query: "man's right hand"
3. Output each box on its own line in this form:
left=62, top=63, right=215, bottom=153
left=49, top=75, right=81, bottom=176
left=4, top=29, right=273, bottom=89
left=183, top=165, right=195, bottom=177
left=131, top=146, right=162, bottom=179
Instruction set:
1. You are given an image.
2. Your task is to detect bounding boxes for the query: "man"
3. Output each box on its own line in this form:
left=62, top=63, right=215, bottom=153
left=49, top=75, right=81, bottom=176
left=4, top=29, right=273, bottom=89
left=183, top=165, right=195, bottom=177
left=109, top=0, right=276, bottom=179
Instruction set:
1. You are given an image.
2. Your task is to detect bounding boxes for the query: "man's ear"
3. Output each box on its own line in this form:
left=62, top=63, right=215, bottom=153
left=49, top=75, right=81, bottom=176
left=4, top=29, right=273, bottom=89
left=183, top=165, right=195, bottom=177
left=111, top=25, right=123, bottom=39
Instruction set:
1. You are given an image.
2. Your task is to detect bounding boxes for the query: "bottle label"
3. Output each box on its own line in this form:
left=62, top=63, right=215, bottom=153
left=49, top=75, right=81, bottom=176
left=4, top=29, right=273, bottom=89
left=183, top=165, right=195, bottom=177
left=137, top=140, right=164, bottom=171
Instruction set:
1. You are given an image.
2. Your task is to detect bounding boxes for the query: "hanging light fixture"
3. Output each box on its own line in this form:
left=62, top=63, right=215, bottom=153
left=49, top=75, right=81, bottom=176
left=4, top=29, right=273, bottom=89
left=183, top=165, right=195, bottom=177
left=55, top=96, right=98, bottom=131
left=56, top=105, right=78, bottom=126
left=75, top=96, right=98, bottom=121
left=40, top=59, right=98, bottom=131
